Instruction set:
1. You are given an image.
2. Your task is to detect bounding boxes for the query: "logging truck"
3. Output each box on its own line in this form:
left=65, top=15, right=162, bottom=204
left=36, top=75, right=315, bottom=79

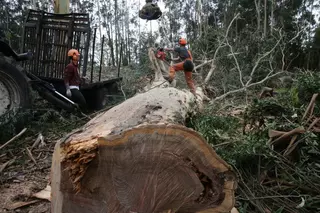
left=0, top=9, right=122, bottom=124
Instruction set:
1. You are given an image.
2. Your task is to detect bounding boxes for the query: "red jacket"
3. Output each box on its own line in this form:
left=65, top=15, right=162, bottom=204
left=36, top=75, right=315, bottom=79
left=64, top=62, right=81, bottom=86
left=156, top=50, right=166, bottom=60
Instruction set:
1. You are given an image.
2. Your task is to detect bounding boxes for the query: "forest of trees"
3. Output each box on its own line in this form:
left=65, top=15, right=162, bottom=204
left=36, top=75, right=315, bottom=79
left=2, top=1, right=320, bottom=212
left=1, top=0, right=320, bottom=74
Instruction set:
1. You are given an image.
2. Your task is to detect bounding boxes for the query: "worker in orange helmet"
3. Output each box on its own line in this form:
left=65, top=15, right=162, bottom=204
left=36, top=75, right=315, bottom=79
left=164, top=38, right=196, bottom=95
left=64, top=49, right=87, bottom=110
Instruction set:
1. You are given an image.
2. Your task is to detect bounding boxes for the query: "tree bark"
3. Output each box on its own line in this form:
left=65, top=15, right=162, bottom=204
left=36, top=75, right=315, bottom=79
left=263, top=0, right=267, bottom=37
left=270, top=0, right=274, bottom=35
left=254, top=0, right=261, bottom=33
left=115, top=0, right=119, bottom=65
left=107, top=25, right=115, bottom=66
left=50, top=49, right=237, bottom=213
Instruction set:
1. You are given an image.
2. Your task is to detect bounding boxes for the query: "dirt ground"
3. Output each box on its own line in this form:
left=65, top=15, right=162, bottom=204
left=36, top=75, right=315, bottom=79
left=0, top=132, right=59, bottom=213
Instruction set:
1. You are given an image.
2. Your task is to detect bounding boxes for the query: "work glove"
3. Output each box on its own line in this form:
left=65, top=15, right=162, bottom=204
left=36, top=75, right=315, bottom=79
left=66, top=89, right=72, bottom=98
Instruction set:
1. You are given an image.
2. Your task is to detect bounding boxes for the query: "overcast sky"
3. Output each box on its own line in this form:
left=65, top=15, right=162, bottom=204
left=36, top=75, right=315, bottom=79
left=132, top=0, right=320, bottom=42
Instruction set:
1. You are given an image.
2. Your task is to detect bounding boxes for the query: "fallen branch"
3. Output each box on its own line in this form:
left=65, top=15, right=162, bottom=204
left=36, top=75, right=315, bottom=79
left=307, top=117, right=320, bottom=131
left=0, top=128, right=27, bottom=150
left=302, top=93, right=318, bottom=121
left=0, top=158, right=15, bottom=173
left=5, top=200, right=40, bottom=210
left=246, top=30, right=283, bottom=86
left=203, top=13, right=240, bottom=85
left=313, top=126, right=320, bottom=132
left=31, top=133, right=45, bottom=151
left=270, top=127, right=305, bottom=146
left=268, top=129, right=288, bottom=138
left=283, top=135, right=299, bottom=156
left=212, top=71, right=284, bottom=102
left=194, top=59, right=213, bottom=70
left=228, top=43, right=244, bottom=87
left=26, top=147, right=38, bottom=165
left=120, top=84, right=127, bottom=100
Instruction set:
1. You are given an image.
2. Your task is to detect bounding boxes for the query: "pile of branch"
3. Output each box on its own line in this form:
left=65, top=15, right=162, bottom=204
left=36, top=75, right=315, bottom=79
left=268, top=93, right=320, bottom=156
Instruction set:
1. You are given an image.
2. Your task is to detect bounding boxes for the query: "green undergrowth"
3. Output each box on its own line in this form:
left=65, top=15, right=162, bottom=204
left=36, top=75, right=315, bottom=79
left=187, top=71, right=320, bottom=213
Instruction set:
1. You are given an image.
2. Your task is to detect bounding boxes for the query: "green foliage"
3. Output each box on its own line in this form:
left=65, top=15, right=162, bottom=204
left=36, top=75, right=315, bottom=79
left=187, top=77, right=320, bottom=212
left=187, top=113, right=241, bottom=145
left=277, top=86, right=300, bottom=107
left=247, top=98, right=291, bottom=117
left=219, top=132, right=270, bottom=166
left=243, top=97, right=298, bottom=134
left=296, top=71, right=320, bottom=105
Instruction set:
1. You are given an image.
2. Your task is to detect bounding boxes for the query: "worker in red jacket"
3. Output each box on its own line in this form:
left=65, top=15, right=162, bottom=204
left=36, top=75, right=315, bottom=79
left=164, top=38, right=196, bottom=95
left=64, top=49, right=87, bottom=110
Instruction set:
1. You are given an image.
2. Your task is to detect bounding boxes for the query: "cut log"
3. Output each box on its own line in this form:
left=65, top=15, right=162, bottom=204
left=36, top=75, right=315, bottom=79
left=268, top=129, right=287, bottom=138
left=269, top=126, right=305, bottom=146
left=302, top=93, right=318, bottom=121
left=50, top=48, right=237, bottom=213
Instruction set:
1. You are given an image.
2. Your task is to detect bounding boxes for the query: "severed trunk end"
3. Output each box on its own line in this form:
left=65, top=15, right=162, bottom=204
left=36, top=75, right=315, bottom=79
left=51, top=124, right=236, bottom=213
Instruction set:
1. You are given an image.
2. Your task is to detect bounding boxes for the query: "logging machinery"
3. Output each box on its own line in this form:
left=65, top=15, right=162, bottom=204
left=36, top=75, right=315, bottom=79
left=0, top=30, right=81, bottom=118
left=0, top=0, right=123, bottom=125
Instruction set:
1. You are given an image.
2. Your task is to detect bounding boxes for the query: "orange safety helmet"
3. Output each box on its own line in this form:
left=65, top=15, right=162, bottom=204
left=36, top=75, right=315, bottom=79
left=178, top=38, right=187, bottom=45
left=67, top=49, right=80, bottom=60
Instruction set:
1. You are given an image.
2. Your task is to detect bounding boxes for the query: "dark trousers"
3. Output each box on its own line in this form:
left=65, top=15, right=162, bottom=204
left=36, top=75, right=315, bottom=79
left=70, top=89, right=87, bottom=110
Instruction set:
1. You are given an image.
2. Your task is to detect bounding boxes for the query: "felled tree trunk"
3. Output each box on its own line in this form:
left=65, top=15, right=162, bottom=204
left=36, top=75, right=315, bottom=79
left=50, top=48, right=237, bottom=213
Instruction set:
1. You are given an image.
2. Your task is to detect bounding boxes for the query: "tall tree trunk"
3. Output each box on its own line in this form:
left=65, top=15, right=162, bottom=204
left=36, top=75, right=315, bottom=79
left=223, top=1, right=227, bottom=28
left=107, top=25, right=115, bottom=66
left=125, top=0, right=130, bottom=63
left=115, top=0, right=119, bottom=65
left=5, top=11, right=11, bottom=46
left=270, top=0, right=274, bottom=35
left=263, top=0, right=267, bottom=37
left=196, top=0, right=202, bottom=38
left=96, top=0, right=102, bottom=42
left=50, top=49, right=237, bottom=213
left=254, top=0, right=261, bottom=33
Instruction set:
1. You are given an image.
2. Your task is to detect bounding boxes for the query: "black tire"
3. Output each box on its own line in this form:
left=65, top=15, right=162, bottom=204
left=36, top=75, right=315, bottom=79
left=0, top=56, right=31, bottom=119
